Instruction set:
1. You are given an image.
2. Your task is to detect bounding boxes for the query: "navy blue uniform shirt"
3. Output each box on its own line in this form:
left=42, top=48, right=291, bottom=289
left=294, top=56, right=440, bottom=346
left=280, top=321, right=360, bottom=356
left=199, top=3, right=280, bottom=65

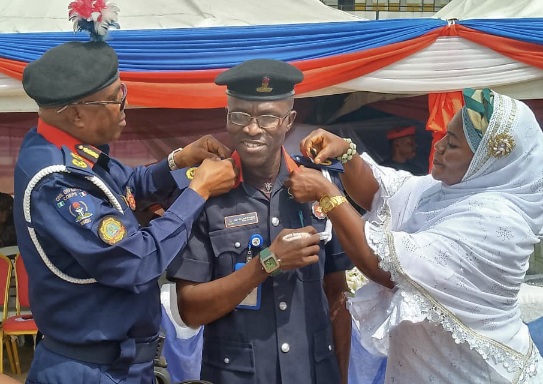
left=13, top=120, right=205, bottom=382
left=168, top=151, right=353, bottom=384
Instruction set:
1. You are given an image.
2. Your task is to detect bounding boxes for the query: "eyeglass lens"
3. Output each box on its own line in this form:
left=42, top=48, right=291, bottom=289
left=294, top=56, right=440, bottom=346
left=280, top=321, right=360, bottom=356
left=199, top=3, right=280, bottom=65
left=228, top=111, right=288, bottom=129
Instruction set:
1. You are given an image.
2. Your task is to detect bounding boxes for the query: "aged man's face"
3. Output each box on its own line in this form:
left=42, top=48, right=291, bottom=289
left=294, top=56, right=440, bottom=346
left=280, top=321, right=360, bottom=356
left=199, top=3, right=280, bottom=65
left=431, top=110, right=474, bottom=186
left=72, top=79, right=127, bottom=146
left=226, top=96, right=296, bottom=169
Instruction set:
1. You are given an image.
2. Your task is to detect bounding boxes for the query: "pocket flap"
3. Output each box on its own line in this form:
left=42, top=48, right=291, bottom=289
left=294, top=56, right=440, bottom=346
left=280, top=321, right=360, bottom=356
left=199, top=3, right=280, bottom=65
left=202, top=338, right=256, bottom=374
left=313, top=323, right=335, bottom=363
left=209, top=226, right=259, bottom=258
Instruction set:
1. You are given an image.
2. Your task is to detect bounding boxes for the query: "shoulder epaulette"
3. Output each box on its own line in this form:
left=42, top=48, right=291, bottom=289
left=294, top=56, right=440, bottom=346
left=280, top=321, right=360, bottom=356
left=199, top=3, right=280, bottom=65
left=62, top=146, right=94, bottom=176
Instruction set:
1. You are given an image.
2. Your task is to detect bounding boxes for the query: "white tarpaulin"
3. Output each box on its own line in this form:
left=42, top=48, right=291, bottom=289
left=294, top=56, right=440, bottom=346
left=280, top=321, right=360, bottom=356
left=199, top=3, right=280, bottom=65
left=0, top=0, right=359, bottom=32
left=434, top=0, right=543, bottom=20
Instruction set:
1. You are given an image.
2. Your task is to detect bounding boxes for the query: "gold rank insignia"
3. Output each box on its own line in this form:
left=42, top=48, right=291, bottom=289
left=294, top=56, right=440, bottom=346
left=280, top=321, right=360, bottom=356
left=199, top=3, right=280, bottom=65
left=98, top=216, right=126, bottom=245
left=71, top=153, right=88, bottom=168
left=256, top=76, right=273, bottom=93
left=186, top=167, right=197, bottom=180
left=76, top=144, right=100, bottom=164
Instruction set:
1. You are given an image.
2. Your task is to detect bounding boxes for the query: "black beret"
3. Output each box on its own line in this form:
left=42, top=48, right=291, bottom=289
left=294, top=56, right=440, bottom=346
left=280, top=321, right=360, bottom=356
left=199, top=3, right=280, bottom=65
left=215, top=59, right=304, bottom=101
left=23, top=41, right=119, bottom=108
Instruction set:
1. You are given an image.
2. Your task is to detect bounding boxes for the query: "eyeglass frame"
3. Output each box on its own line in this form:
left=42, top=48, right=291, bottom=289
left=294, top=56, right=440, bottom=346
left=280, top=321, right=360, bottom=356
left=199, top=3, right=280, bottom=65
left=56, top=83, right=128, bottom=114
left=226, top=108, right=293, bottom=130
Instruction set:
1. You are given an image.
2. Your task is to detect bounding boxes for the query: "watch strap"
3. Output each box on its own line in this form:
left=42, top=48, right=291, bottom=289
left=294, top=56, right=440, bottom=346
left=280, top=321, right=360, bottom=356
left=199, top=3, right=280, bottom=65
left=259, top=247, right=281, bottom=276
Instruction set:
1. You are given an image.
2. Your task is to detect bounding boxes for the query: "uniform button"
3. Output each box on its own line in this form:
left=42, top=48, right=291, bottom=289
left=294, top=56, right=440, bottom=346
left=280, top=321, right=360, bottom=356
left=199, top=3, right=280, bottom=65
left=281, top=343, right=290, bottom=353
left=224, top=357, right=230, bottom=364
left=279, top=301, right=287, bottom=311
left=328, top=344, right=333, bottom=351
left=271, top=217, right=280, bottom=226
left=234, top=242, right=241, bottom=248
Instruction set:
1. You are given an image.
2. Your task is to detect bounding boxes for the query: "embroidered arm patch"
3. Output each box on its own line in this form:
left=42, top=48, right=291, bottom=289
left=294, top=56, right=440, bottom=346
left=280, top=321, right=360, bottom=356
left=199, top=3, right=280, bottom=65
left=55, top=188, right=95, bottom=229
left=98, top=216, right=126, bottom=245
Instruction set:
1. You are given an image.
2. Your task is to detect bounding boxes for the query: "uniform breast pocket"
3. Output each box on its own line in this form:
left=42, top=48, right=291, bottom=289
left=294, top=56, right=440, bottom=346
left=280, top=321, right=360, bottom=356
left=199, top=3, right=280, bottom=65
left=209, top=226, right=259, bottom=279
left=201, top=338, right=256, bottom=384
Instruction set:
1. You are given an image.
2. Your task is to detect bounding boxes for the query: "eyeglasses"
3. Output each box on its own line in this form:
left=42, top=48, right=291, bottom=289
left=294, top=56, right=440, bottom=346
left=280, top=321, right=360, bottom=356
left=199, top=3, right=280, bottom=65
left=56, top=83, right=128, bottom=114
left=227, top=109, right=292, bottom=130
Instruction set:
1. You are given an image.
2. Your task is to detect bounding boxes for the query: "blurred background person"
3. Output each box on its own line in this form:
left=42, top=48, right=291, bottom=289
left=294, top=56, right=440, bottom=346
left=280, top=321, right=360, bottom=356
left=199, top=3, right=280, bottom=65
left=380, top=125, right=426, bottom=175
left=0, top=192, right=17, bottom=248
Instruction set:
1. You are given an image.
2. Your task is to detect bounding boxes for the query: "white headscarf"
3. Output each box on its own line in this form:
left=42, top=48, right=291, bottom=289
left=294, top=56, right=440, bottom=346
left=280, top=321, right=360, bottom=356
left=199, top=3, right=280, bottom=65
left=351, top=91, right=543, bottom=382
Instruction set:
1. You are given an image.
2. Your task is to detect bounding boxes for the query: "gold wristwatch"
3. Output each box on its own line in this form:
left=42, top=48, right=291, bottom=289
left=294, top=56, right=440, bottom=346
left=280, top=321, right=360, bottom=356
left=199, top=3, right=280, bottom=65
left=319, top=194, right=348, bottom=215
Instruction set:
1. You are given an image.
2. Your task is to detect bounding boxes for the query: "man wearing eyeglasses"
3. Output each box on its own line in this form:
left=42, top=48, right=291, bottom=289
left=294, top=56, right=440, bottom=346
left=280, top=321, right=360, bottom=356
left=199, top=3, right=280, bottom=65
left=167, top=59, right=352, bottom=384
left=13, top=41, right=238, bottom=383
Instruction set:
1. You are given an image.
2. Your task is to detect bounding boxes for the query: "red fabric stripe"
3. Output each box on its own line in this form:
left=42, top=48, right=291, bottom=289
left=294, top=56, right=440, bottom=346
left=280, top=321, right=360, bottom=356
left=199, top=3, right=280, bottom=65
left=455, top=25, right=543, bottom=70
left=0, top=29, right=442, bottom=109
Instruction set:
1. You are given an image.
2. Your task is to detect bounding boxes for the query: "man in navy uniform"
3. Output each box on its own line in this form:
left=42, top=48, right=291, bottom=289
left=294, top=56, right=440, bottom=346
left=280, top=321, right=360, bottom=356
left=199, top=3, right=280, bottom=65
left=168, top=59, right=353, bottom=384
left=13, top=41, right=237, bottom=383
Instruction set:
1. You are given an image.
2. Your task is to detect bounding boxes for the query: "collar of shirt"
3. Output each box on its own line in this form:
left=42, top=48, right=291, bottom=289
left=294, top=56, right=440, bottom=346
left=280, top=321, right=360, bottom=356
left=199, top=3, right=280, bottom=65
left=231, top=147, right=298, bottom=196
left=37, top=118, right=104, bottom=168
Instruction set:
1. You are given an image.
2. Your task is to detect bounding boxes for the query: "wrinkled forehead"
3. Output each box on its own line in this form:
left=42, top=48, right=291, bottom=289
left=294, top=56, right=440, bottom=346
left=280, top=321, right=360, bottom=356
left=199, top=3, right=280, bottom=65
left=227, top=95, right=292, bottom=113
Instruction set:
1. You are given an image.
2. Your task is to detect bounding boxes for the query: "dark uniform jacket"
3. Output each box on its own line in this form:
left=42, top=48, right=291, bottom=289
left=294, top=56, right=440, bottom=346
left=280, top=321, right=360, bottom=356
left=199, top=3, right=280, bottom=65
left=168, top=150, right=353, bottom=384
left=13, top=120, right=204, bottom=383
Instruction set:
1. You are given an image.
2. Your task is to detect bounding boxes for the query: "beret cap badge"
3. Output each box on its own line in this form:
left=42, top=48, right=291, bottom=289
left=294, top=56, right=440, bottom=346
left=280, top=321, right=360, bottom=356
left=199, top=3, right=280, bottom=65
left=256, top=76, right=273, bottom=93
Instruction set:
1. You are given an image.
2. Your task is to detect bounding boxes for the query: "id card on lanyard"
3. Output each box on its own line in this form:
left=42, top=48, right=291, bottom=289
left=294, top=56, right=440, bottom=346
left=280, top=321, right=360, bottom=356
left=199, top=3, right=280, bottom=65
left=235, top=262, right=261, bottom=310
left=235, top=233, right=264, bottom=310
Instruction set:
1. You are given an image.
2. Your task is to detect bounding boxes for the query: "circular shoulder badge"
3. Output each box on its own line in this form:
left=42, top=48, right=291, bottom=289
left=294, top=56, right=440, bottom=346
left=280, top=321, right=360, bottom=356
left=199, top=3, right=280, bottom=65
left=98, top=216, right=126, bottom=245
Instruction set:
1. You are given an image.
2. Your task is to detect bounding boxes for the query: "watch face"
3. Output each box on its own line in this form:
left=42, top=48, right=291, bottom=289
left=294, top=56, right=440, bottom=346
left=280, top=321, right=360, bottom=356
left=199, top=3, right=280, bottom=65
left=320, top=196, right=332, bottom=211
left=263, top=256, right=278, bottom=271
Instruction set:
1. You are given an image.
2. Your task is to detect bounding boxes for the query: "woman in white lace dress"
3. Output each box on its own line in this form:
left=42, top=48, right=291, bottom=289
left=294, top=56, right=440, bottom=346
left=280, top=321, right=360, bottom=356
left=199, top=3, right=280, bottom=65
left=286, top=89, right=542, bottom=383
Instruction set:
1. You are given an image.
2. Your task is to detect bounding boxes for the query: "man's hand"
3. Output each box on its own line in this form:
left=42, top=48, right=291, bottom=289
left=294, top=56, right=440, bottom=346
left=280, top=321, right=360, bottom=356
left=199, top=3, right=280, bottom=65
left=268, top=226, right=321, bottom=271
left=300, top=129, right=350, bottom=165
left=189, top=158, right=238, bottom=200
left=285, top=166, right=341, bottom=203
left=174, top=135, right=232, bottom=168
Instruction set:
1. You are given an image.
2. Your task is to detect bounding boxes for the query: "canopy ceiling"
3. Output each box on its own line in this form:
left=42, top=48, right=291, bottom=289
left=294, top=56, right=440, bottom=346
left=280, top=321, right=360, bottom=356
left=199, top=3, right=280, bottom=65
left=1, top=0, right=543, bottom=194
left=0, top=0, right=358, bottom=32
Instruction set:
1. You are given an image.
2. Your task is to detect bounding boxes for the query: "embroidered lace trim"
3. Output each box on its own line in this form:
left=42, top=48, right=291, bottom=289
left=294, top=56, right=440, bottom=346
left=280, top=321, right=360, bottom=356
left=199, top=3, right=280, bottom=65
left=366, top=222, right=540, bottom=383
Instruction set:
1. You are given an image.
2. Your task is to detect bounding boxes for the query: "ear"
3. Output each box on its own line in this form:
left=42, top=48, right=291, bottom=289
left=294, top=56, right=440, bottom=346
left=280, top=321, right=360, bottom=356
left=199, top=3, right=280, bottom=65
left=65, top=106, right=86, bottom=130
left=285, top=110, right=297, bottom=132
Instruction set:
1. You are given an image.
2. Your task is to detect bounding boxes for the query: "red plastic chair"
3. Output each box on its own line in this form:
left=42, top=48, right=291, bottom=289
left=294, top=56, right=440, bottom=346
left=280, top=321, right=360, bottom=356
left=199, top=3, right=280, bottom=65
left=0, top=254, right=13, bottom=374
left=2, top=254, right=38, bottom=375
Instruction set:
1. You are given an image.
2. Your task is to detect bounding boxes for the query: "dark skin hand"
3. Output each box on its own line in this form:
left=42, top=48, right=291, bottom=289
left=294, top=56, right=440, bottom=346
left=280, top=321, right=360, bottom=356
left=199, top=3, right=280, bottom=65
left=299, top=128, right=379, bottom=210
left=286, top=130, right=393, bottom=288
left=174, top=134, right=232, bottom=167
left=169, top=134, right=239, bottom=200
left=176, top=226, right=321, bottom=327
left=189, top=157, right=239, bottom=200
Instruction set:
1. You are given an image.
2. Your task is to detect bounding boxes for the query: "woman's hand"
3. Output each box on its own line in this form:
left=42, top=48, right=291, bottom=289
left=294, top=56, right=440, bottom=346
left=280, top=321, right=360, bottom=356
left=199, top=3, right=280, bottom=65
left=300, top=129, right=350, bottom=165
left=285, top=166, right=341, bottom=203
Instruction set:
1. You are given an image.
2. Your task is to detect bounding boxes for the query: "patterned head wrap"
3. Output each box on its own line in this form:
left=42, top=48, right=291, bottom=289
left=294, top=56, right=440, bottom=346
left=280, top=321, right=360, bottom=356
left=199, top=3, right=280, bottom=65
left=461, top=88, right=494, bottom=153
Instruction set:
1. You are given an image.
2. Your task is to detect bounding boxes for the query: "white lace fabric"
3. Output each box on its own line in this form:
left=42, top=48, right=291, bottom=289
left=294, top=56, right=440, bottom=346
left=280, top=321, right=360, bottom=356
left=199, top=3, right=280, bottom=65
left=349, top=94, right=543, bottom=383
